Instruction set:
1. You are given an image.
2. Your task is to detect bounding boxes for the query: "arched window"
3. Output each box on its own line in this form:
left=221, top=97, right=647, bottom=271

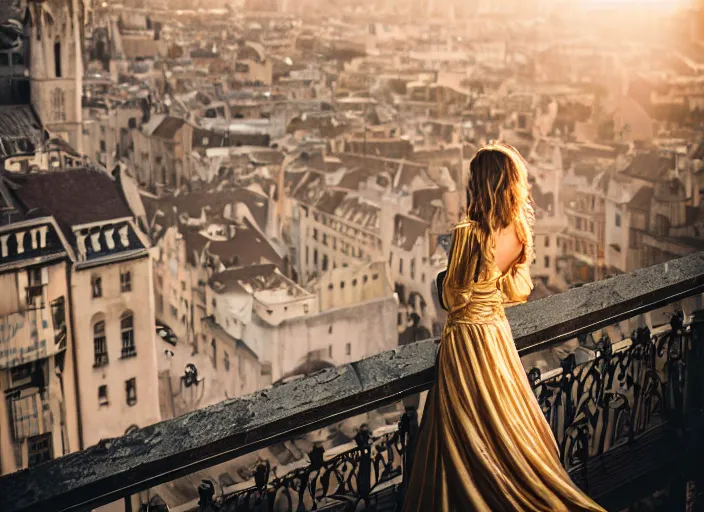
left=120, top=312, right=136, bottom=358
left=51, top=88, right=65, bottom=122
left=93, top=320, right=108, bottom=367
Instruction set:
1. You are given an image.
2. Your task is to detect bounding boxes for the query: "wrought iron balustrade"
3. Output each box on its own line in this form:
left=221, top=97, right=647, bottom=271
left=188, top=311, right=703, bottom=512
left=0, top=253, right=703, bottom=512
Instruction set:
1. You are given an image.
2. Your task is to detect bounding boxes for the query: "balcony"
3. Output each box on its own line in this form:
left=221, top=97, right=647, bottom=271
left=0, top=254, right=703, bottom=511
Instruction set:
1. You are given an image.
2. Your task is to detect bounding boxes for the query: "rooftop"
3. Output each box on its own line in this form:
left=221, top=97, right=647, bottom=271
left=0, top=105, right=45, bottom=158
left=1, top=168, right=134, bottom=228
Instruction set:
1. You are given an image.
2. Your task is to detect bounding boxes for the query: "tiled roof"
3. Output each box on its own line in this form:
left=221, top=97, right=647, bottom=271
left=143, top=186, right=270, bottom=234
left=393, top=214, right=427, bottom=251
left=3, top=168, right=133, bottom=228
left=627, top=186, right=654, bottom=212
left=210, top=263, right=278, bottom=293
left=531, top=182, right=554, bottom=213
left=621, top=151, right=674, bottom=183
left=205, top=217, right=284, bottom=269
left=151, top=117, right=185, bottom=140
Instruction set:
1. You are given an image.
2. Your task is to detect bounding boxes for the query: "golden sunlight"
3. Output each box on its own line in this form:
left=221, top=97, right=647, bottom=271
left=582, top=0, right=690, bottom=4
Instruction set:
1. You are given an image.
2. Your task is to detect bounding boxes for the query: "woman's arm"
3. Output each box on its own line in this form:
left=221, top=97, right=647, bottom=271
left=436, top=269, right=448, bottom=311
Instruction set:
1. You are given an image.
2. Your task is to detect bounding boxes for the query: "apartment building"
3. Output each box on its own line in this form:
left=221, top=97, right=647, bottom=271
left=0, top=167, right=160, bottom=472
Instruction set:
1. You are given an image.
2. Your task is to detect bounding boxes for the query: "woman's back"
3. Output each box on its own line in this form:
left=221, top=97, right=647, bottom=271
left=440, top=218, right=532, bottom=315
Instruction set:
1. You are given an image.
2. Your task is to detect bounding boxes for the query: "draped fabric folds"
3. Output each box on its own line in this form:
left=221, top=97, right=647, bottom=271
left=402, top=220, right=605, bottom=512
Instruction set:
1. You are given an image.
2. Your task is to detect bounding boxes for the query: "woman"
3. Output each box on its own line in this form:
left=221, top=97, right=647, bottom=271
left=402, top=144, right=605, bottom=512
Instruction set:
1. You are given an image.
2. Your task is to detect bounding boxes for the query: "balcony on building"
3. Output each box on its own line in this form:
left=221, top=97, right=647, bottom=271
left=0, top=253, right=703, bottom=512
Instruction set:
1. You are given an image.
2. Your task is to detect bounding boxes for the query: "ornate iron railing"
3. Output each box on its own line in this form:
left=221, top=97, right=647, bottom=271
left=199, top=419, right=415, bottom=512
left=0, top=253, right=703, bottom=512
left=188, top=311, right=703, bottom=512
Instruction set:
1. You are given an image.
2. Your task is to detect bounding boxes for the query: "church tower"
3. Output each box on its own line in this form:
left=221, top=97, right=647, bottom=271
left=25, top=0, right=84, bottom=153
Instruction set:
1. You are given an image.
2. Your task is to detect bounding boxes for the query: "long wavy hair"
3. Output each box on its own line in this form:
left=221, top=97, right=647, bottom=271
left=462, top=142, right=534, bottom=280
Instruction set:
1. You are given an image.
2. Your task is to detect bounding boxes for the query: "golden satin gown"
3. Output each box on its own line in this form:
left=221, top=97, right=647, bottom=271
left=402, top=220, right=605, bottom=512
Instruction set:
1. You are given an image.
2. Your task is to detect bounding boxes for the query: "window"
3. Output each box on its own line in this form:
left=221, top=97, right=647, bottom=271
left=93, top=321, right=108, bottom=367
left=372, top=273, right=379, bottom=280
left=345, top=343, right=351, bottom=356
left=10, top=364, right=32, bottom=385
left=26, top=268, right=44, bottom=309
left=51, top=88, right=65, bottom=122
left=303, top=304, right=309, bottom=314
left=363, top=275, right=368, bottom=283
left=92, top=276, right=102, bottom=298
left=169, top=305, right=178, bottom=318
left=544, top=256, right=550, bottom=268
left=12, top=52, right=23, bottom=66
left=98, top=385, right=109, bottom=406
left=120, top=271, right=132, bottom=293
left=125, top=378, right=137, bottom=406
left=340, top=281, right=345, bottom=289
left=352, top=278, right=357, bottom=286
left=410, top=258, right=415, bottom=279
left=128, top=118, right=137, bottom=129
left=120, top=312, right=136, bottom=358
left=399, top=258, right=404, bottom=275
left=421, top=273, right=426, bottom=283
left=28, top=434, right=52, bottom=467
left=322, top=254, right=329, bottom=271
left=615, top=212, right=621, bottom=227
left=545, top=237, right=550, bottom=248
left=313, top=229, right=318, bottom=241
left=54, top=42, right=62, bottom=77
left=328, top=345, right=332, bottom=358
left=0, top=53, right=8, bottom=66
left=322, top=234, right=327, bottom=246
left=181, top=281, right=186, bottom=291
left=314, top=249, right=318, bottom=266
left=212, top=297, right=217, bottom=308
left=10, top=392, right=41, bottom=439
left=100, top=140, right=106, bottom=152
left=211, top=339, right=217, bottom=369
left=224, top=352, right=230, bottom=372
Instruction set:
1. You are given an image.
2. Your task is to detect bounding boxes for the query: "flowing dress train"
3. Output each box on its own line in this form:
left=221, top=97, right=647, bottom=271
left=402, top=220, right=605, bottom=512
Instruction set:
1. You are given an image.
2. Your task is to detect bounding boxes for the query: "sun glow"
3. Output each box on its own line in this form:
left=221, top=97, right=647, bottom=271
left=582, top=0, right=690, bottom=4
left=579, top=0, right=692, bottom=12
left=584, top=0, right=683, bottom=2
